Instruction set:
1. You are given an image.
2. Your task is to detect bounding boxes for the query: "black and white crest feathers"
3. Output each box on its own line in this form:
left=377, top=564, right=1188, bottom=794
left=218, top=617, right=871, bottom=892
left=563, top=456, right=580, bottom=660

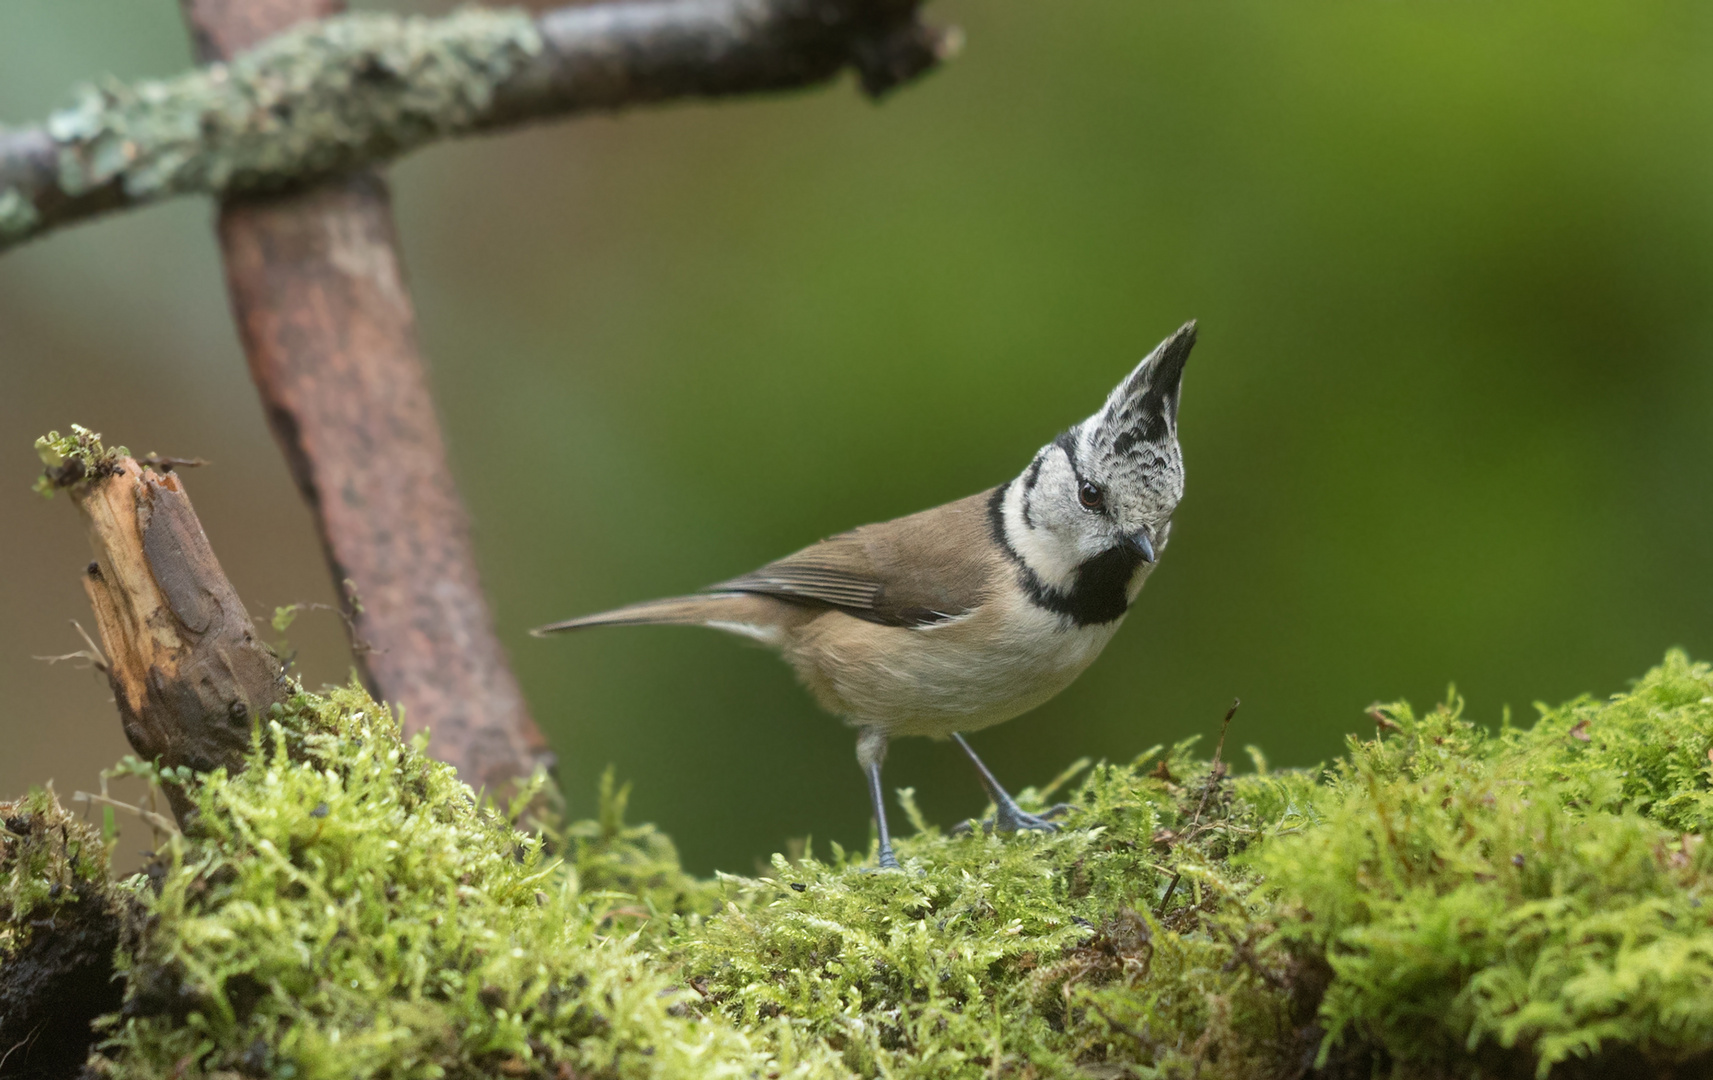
left=1092, top=320, right=1195, bottom=460
left=1067, top=320, right=1194, bottom=527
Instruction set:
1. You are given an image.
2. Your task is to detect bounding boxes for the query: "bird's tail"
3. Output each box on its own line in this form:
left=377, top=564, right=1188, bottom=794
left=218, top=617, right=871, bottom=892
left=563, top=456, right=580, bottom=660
left=530, top=592, right=783, bottom=637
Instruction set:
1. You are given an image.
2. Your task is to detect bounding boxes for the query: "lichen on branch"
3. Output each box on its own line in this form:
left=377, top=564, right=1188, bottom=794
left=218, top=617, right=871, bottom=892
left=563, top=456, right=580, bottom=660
left=46, top=10, right=543, bottom=208
left=33, top=424, right=129, bottom=497
left=0, top=0, right=955, bottom=252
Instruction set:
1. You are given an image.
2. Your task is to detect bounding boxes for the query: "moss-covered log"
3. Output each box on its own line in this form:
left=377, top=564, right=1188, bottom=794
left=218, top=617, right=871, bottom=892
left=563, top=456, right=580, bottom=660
left=7, top=647, right=1713, bottom=1078
left=0, top=0, right=956, bottom=252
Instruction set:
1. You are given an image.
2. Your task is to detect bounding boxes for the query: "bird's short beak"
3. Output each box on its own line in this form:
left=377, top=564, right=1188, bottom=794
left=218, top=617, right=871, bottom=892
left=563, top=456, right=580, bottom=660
left=1122, top=529, right=1156, bottom=563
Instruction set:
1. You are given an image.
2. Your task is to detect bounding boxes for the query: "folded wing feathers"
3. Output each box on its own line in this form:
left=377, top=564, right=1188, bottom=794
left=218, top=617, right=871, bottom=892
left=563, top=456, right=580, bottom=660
left=715, top=563, right=883, bottom=610
left=537, top=496, right=997, bottom=636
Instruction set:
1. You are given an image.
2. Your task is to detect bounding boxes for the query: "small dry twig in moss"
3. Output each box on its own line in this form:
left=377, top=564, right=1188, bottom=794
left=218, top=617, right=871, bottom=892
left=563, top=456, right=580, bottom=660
left=1156, top=697, right=1240, bottom=918
left=71, top=791, right=180, bottom=840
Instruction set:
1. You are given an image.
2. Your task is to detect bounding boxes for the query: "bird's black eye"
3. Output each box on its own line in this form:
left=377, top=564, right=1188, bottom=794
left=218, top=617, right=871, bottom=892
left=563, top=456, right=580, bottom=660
left=1077, top=481, right=1105, bottom=511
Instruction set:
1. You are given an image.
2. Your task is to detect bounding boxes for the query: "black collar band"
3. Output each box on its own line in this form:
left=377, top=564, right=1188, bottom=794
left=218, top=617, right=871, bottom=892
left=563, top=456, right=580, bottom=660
left=987, top=484, right=1140, bottom=626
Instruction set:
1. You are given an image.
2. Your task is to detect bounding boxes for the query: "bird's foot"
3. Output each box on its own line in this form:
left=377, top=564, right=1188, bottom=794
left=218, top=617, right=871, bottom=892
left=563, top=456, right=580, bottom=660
left=952, top=802, right=1076, bottom=836
left=868, top=844, right=902, bottom=872
left=994, top=802, right=1061, bottom=834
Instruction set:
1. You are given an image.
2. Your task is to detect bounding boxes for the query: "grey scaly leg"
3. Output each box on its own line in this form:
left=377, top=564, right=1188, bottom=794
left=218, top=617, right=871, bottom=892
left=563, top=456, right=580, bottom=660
left=858, top=728, right=900, bottom=870
left=865, top=760, right=900, bottom=870
left=952, top=733, right=1063, bottom=833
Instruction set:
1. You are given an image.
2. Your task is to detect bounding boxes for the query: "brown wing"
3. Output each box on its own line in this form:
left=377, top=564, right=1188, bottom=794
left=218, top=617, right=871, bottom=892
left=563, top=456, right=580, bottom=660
left=711, top=489, right=1002, bottom=628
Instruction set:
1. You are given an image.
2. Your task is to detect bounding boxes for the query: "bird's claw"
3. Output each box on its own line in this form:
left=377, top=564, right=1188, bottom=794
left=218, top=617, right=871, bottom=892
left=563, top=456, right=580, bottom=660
left=952, top=802, right=1077, bottom=836
left=995, top=807, right=1061, bottom=834
left=865, top=845, right=902, bottom=873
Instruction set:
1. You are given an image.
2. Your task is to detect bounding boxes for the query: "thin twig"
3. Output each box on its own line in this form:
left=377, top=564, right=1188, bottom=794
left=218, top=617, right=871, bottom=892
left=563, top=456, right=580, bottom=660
left=262, top=598, right=380, bottom=657
left=138, top=453, right=210, bottom=472
left=73, top=790, right=181, bottom=838
left=0, top=1022, right=49, bottom=1076
left=1088, top=1000, right=1152, bottom=1047
left=31, top=619, right=109, bottom=673
left=1155, top=697, right=1240, bottom=918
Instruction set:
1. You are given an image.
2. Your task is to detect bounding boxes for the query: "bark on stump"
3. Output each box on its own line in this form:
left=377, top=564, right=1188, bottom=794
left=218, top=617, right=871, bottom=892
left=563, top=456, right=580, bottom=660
left=66, top=456, right=289, bottom=823
left=0, top=455, right=280, bottom=1076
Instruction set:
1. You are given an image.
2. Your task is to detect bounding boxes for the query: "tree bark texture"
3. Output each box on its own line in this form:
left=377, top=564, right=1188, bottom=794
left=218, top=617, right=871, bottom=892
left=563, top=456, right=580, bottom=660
left=68, top=457, right=290, bottom=824
left=182, top=0, right=556, bottom=805
left=0, top=0, right=952, bottom=252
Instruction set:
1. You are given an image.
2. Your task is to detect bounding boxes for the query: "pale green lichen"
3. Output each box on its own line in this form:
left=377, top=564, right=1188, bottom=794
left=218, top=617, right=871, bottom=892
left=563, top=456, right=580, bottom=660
left=8, top=654, right=1713, bottom=1078
left=44, top=9, right=542, bottom=203
left=32, top=423, right=129, bottom=497
left=0, top=186, right=41, bottom=239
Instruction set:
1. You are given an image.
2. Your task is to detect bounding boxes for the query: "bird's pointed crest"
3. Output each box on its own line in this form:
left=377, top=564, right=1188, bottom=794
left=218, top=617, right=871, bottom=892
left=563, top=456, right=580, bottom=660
left=1088, top=320, right=1196, bottom=457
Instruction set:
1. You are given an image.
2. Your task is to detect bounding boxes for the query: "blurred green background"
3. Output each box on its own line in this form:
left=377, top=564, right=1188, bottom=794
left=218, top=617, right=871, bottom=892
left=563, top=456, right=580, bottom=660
left=3, top=1, right=1710, bottom=874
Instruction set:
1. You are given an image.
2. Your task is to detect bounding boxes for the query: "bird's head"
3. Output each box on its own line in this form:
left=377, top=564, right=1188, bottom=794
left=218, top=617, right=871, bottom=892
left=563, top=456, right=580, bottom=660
left=1002, top=322, right=1194, bottom=589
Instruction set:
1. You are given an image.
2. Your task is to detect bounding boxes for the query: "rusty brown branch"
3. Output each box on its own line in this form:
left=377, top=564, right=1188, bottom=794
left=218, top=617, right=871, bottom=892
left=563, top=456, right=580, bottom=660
left=175, top=0, right=559, bottom=806
left=0, top=0, right=953, bottom=253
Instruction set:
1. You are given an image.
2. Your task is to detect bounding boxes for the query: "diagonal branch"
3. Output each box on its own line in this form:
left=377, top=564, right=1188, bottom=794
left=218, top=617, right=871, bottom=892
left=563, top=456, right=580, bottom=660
left=171, top=0, right=561, bottom=811
left=0, top=0, right=955, bottom=253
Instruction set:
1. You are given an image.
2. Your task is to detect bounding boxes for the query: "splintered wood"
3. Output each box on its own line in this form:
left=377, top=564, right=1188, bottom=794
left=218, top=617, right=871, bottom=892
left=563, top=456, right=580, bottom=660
left=71, top=458, right=287, bottom=823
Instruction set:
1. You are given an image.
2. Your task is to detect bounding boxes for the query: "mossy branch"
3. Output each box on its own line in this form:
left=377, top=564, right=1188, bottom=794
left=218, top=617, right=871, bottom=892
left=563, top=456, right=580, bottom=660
left=0, top=0, right=956, bottom=252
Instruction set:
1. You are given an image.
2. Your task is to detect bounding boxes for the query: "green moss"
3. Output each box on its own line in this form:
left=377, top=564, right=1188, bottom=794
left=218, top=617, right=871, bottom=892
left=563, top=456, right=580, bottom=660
left=6, top=654, right=1712, bottom=1078
left=661, top=744, right=1315, bottom=1079
left=73, top=691, right=1311, bottom=1079
left=88, top=682, right=822, bottom=1080
left=1254, top=651, right=1713, bottom=1077
left=561, top=768, right=725, bottom=923
left=1, top=786, right=119, bottom=945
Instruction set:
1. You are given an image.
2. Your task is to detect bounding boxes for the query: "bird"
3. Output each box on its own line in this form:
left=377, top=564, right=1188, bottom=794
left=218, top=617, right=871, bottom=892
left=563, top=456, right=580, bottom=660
left=534, top=322, right=1196, bottom=869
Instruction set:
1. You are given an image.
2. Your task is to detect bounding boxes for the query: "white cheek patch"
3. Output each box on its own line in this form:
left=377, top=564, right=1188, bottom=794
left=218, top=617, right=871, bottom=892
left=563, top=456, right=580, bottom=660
left=1002, top=464, right=1081, bottom=590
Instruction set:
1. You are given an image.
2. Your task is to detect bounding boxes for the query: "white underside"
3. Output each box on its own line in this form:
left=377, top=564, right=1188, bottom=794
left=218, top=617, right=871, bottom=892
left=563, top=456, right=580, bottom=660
left=785, top=584, right=1128, bottom=738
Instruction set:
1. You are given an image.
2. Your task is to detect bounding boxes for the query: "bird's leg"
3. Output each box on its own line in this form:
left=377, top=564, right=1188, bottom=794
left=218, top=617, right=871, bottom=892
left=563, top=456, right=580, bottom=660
left=952, top=733, right=1063, bottom=833
left=865, top=761, right=900, bottom=870
left=858, top=728, right=900, bottom=870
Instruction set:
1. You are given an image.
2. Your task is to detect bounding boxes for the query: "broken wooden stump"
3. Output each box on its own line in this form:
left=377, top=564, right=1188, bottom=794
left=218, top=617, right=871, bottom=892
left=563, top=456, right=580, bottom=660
left=36, top=427, right=290, bottom=825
